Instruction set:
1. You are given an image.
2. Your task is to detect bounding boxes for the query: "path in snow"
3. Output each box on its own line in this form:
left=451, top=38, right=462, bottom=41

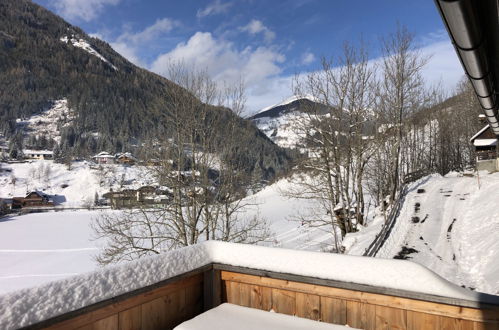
left=377, top=172, right=499, bottom=295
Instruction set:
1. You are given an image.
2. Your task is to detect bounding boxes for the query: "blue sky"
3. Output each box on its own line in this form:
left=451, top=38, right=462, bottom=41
left=33, top=0, right=464, bottom=114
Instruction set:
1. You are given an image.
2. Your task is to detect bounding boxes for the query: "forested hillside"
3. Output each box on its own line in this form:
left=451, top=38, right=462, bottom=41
left=0, top=0, right=291, bottom=180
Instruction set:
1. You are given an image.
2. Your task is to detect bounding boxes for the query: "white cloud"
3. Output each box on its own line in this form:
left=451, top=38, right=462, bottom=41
left=301, top=52, right=315, bottom=65
left=50, top=0, right=121, bottom=21
left=197, top=0, right=232, bottom=18
left=418, top=39, right=464, bottom=91
left=151, top=32, right=285, bottom=88
left=99, top=18, right=179, bottom=66
left=240, top=19, right=276, bottom=43
left=117, top=18, right=178, bottom=44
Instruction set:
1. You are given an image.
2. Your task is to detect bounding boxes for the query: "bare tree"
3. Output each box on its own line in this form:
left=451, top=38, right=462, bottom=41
left=93, top=64, right=270, bottom=265
left=374, top=25, right=429, bottom=202
left=289, top=41, right=376, bottom=249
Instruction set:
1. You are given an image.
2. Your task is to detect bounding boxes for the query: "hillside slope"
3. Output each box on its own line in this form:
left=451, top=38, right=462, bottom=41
left=347, top=172, right=499, bottom=295
left=0, top=0, right=291, bottom=180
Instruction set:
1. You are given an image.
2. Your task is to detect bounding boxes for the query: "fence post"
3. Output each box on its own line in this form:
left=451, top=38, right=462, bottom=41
left=203, top=266, right=221, bottom=311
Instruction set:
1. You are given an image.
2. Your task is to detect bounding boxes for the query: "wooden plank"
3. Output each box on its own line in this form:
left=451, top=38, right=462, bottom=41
left=320, top=296, right=346, bottom=325
left=295, top=293, right=320, bottom=321
left=140, top=298, right=167, bottom=330
left=217, top=264, right=499, bottom=310
left=45, top=274, right=203, bottom=330
left=272, top=289, right=296, bottom=316
left=118, top=306, right=141, bottom=330
left=162, top=287, right=186, bottom=329
left=221, top=271, right=499, bottom=322
left=249, top=285, right=272, bottom=311
left=93, top=315, right=118, bottom=330
left=185, top=281, right=203, bottom=319
left=346, top=301, right=362, bottom=329
left=407, top=311, right=440, bottom=330
left=376, top=305, right=406, bottom=330
left=239, top=282, right=252, bottom=308
left=361, top=303, right=376, bottom=330
left=203, top=269, right=221, bottom=311
left=225, top=281, right=241, bottom=305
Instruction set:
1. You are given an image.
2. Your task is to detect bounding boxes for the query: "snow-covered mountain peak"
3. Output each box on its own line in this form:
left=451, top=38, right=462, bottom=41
left=255, top=95, right=321, bottom=116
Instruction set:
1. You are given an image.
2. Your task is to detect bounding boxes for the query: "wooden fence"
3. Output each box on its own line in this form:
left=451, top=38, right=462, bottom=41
left=25, top=264, right=499, bottom=330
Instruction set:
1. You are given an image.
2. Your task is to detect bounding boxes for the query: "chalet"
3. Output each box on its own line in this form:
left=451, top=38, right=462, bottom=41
left=116, top=152, right=137, bottom=165
left=23, top=149, right=53, bottom=160
left=11, top=191, right=54, bottom=208
left=92, top=151, right=115, bottom=164
left=470, top=125, right=499, bottom=172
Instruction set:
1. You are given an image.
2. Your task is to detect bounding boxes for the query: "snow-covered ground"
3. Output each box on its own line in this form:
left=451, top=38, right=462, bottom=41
left=16, top=99, right=74, bottom=143
left=1, top=163, right=498, bottom=297
left=0, top=210, right=104, bottom=294
left=345, top=171, right=499, bottom=295
left=0, top=160, right=156, bottom=207
left=60, top=35, right=117, bottom=70
left=252, top=111, right=309, bottom=149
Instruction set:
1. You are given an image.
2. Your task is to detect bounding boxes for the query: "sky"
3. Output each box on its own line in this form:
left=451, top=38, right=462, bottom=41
left=33, top=0, right=464, bottom=115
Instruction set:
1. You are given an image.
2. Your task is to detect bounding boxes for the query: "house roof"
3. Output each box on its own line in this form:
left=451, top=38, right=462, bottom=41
left=473, top=139, right=497, bottom=147
left=470, top=125, right=491, bottom=142
left=93, top=152, right=115, bottom=158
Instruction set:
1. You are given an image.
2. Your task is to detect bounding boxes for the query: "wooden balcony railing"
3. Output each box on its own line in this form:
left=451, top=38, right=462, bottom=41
left=477, top=150, right=497, bottom=161
left=2, top=242, right=498, bottom=330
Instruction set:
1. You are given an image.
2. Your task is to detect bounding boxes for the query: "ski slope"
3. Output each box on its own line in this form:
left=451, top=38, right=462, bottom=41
left=374, top=172, right=499, bottom=295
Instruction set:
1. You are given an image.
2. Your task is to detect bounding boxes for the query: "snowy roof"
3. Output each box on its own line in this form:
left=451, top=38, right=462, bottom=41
left=93, top=151, right=115, bottom=158
left=470, top=124, right=491, bottom=142
left=23, top=149, right=53, bottom=155
left=473, top=138, right=497, bottom=147
left=0, top=241, right=497, bottom=329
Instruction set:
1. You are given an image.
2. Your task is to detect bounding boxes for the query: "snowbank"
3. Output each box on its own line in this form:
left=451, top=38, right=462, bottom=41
left=1, top=241, right=497, bottom=329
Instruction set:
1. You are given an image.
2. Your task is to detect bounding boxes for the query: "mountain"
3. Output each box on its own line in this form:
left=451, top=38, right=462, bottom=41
left=0, top=0, right=291, bottom=180
left=249, top=96, right=328, bottom=149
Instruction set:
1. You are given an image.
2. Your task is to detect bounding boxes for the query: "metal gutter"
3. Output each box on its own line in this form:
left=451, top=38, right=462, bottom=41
left=435, top=0, right=499, bottom=135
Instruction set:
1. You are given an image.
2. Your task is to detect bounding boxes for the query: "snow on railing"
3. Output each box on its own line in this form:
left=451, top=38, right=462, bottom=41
left=0, top=241, right=497, bottom=329
left=363, top=184, right=407, bottom=257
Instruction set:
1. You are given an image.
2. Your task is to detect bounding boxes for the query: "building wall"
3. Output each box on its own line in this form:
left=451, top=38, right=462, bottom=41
left=476, top=159, right=498, bottom=172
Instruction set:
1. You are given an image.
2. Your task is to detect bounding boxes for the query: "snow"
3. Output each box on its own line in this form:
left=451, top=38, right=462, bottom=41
left=16, top=99, right=74, bottom=143
left=0, top=160, right=157, bottom=207
left=473, top=138, right=497, bottom=146
left=252, top=111, right=309, bottom=149
left=243, top=175, right=338, bottom=251
left=255, top=95, right=320, bottom=115
left=0, top=211, right=105, bottom=295
left=174, top=303, right=356, bottom=330
left=372, top=172, right=499, bottom=295
left=0, top=240, right=497, bottom=329
left=470, top=124, right=490, bottom=142
left=60, top=36, right=117, bottom=70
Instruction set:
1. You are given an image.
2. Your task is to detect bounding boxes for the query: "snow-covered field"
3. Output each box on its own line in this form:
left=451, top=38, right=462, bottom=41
left=1, top=163, right=498, bottom=297
left=0, top=210, right=104, bottom=294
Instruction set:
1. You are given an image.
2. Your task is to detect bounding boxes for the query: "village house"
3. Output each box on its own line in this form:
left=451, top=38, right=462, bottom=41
left=23, top=149, right=53, bottom=160
left=11, top=191, right=54, bottom=208
left=92, top=151, right=116, bottom=164
left=470, top=124, right=499, bottom=172
left=116, top=152, right=137, bottom=165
